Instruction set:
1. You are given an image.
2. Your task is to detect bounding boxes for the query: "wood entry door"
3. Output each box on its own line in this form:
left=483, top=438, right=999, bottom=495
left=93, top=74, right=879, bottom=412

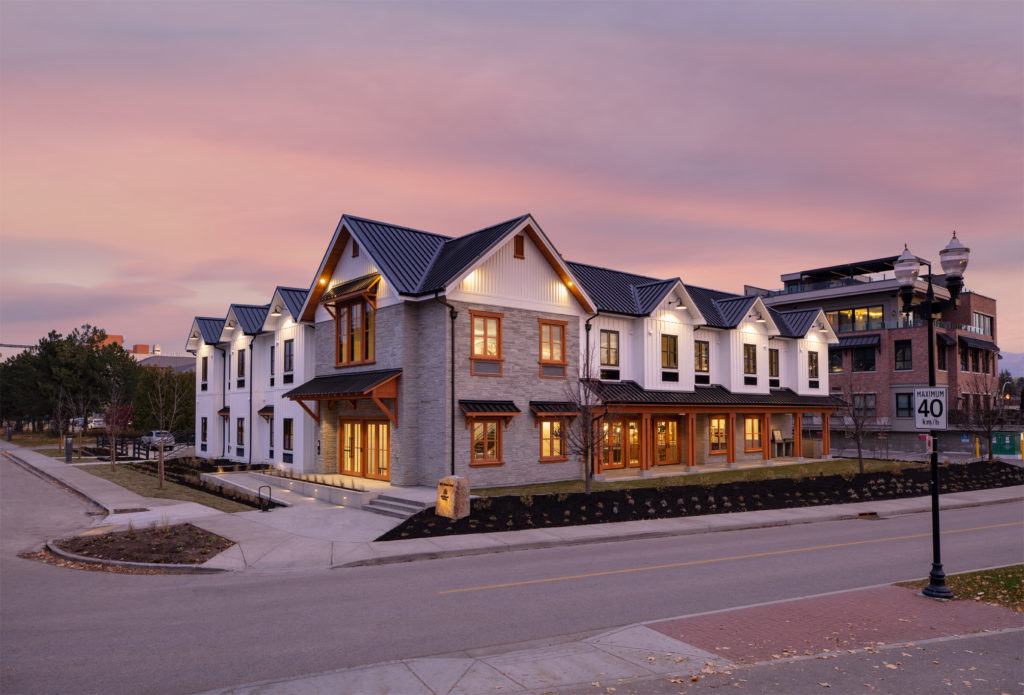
left=601, top=419, right=641, bottom=469
left=339, top=420, right=390, bottom=481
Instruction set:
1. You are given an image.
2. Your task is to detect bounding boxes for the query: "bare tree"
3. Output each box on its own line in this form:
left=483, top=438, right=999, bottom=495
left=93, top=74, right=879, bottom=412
left=563, top=337, right=609, bottom=494
left=144, top=367, right=189, bottom=489
left=103, top=385, right=132, bottom=472
left=951, top=373, right=1006, bottom=461
left=837, top=386, right=879, bottom=474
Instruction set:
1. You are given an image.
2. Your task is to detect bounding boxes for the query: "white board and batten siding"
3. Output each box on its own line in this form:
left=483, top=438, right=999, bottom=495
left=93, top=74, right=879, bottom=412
left=448, top=235, right=579, bottom=316
left=636, top=308, right=697, bottom=391
left=586, top=315, right=634, bottom=382
left=728, top=319, right=773, bottom=394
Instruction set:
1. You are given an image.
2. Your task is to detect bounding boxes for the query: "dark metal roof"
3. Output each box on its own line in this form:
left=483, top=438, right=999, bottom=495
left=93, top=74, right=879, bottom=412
left=782, top=255, right=928, bottom=284
left=586, top=380, right=842, bottom=408
left=321, top=273, right=380, bottom=303
left=284, top=369, right=402, bottom=399
left=416, top=215, right=529, bottom=294
left=458, top=400, right=522, bottom=414
left=566, top=261, right=661, bottom=315
left=683, top=285, right=741, bottom=327
left=277, top=287, right=309, bottom=319
left=195, top=317, right=224, bottom=344
left=715, top=296, right=758, bottom=327
left=528, top=401, right=579, bottom=415
left=833, top=334, right=881, bottom=349
left=633, top=279, right=678, bottom=315
left=217, top=406, right=230, bottom=415
left=257, top=405, right=274, bottom=415
left=771, top=308, right=820, bottom=337
left=344, top=216, right=448, bottom=295
left=936, top=333, right=956, bottom=346
left=958, top=335, right=999, bottom=352
left=138, top=356, right=195, bottom=373
left=231, top=304, right=269, bottom=334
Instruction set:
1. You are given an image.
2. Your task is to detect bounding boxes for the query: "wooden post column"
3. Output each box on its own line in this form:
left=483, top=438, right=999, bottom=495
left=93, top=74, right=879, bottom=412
left=762, top=412, right=771, bottom=461
left=727, top=412, right=736, bottom=465
left=822, top=412, right=831, bottom=457
left=686, top=413, right=697, bottom=467
left=794, top=412, right=803, bottom=459
left=640, top=412, right=652, bottom=472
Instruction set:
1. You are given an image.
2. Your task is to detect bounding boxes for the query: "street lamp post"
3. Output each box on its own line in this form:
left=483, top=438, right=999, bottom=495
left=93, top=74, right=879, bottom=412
left=894, top=232, right=970, bottom=600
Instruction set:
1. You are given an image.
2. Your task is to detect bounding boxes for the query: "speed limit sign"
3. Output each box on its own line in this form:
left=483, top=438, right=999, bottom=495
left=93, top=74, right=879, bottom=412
left=914, top=387, right=947, bottom=430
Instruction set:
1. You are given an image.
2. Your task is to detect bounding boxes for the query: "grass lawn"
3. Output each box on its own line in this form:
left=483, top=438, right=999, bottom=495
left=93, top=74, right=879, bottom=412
left=897, top=565, right=1023, bottom=612
left=471, top=458, right=925, bottom=497
left=8, top=431, right=64, bottom=448
left=81, top=464, right=252, bottom=513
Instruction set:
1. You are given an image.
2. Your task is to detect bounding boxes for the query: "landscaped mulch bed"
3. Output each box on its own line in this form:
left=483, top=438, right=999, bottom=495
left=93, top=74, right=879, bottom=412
left=54, top=523, right=233, bottom=564
left=377, top=461, right=1024, bottom=541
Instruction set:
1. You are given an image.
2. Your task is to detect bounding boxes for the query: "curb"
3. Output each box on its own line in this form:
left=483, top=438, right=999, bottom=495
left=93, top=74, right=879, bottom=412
left=45, top=539, right=227, bottom=574
left=334, top=488, right=1024, bottom=568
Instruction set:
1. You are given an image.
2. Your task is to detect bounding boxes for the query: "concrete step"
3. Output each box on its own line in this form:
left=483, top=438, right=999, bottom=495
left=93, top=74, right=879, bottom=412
left=363, top=494, right=429, bottom=519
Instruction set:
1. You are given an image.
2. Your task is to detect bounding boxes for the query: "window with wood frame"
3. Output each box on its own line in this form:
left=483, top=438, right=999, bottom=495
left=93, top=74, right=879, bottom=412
left=600, top=330, right=619, bottom=366
left=269, top=345, right=275, bottom=380
left=336, top=296, right=376, bottom=366
left=470, top=311, right=503, bottom=376
left=513, top=234, right=525, bottom=259
left=201, top=417, right=207, bottom=443
left=654, top=418, right=680, bottom=464
left=709, top=416, right=727, bottom=453
left=471, top=419, right=502, bottom=465
left=237, top=349, right=245, bottom=377
left=695, top=340, right=710, bottom=372
left=236, top=417, right=245, bottom=447
left=201, top=356, right=208, bottom=385
left=768, top=348, right=779, bottom=378
left=538, top=319, right=567, bottom=378
left=661, top=335, right=678, bottom=369
left=539, top=419, right=566, bottom=461
left=744, top=416, right=762, bottom=452
left=268, top=416, right=274, bottom=453
left=743, top=344, right=757, bottom=375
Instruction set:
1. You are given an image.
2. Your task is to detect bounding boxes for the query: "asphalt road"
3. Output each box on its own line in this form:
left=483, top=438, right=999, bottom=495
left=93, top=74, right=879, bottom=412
left=1, top=456, right=1022, bottom=695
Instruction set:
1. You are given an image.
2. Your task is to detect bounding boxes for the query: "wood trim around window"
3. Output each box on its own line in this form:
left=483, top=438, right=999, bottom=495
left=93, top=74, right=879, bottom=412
left=469, top=417, right=504, bottom=467
left=709, top=415, right=728, bottom=455
left=334, top=295, right=376, bottom=368
left=470, top=310, right=504, bottom=376
left=537, top=318, right=568, bottom=379
left=538, top=417, right=568, bottom=462
left=513, top=234, right=525, bottom=259
left=743, top=415, right=763, bottom=453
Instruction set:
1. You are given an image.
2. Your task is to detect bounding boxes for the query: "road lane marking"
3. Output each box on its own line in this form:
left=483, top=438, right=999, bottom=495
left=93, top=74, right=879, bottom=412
left=439, top=521, right=1022, bottom=594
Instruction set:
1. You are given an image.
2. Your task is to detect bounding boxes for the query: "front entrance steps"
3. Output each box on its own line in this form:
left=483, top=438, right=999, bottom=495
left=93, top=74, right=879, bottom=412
left=203, top=471, right=435, bottom=519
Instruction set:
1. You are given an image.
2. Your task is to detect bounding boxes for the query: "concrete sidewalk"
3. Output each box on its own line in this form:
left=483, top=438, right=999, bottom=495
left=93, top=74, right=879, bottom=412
left=194, top=584, right=1024, bottom=694
left=4, top=442, right=1023, bottom=574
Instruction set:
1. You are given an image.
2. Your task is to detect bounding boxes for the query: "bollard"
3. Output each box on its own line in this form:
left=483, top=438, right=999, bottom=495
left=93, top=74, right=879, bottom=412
left=64, top=436, right=73, bottom=463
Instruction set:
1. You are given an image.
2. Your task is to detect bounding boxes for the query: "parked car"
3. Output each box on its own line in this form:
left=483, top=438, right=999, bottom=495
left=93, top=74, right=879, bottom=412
left=141, top=430, right=175, bottom=451
left=87, top=417, right=105, bottom=431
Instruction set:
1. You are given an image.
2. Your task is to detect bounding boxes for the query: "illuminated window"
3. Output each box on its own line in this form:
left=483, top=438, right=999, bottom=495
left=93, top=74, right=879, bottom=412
left=743, top=344, right=757, bottom=375
left=539, top=419, right=566, bottom=461
left=471, top=419, right=502, bottom=465
left=661, top=335, right=678, bottom=369
left=744, top=416, right=762, bottom=452
left=600, top=330, right=619, bottom=366
left=654, top=418, right=679, bottom=464
left=471, top=311, right=503, bottom=376
left=695, top=340, right=710, bottom=372
left=710, top=416, right=727, bottom=453
left=236, top=418, right=245, bottom=447
left=808, top=351, right=819, bottom=378
left=336, top=297, right=376, bottom=366
left=539, top=320, right=567, bottom=378
left=769, top=348, right=779, bottom=378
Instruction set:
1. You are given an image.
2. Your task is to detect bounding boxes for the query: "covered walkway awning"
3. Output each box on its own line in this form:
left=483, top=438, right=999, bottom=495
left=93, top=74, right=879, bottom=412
left=284, top=368, right=401, bottom=425
left=585, top=381, right=843, bottom=410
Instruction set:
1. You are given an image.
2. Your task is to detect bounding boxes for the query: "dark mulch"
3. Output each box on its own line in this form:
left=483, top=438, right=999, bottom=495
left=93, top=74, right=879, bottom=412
left=377, top=460, right=1024, bottom=541
left=54, top=523, right=233, bottom=564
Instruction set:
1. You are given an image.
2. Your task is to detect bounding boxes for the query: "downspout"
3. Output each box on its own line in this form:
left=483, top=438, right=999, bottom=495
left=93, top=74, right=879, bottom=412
left=434, top=292, right=458, bottom=477
left=214, top=345, right=226, bottom=458
left=248, top=336, right=255, bottom=467
left=583, top=311, right=601, bottom=489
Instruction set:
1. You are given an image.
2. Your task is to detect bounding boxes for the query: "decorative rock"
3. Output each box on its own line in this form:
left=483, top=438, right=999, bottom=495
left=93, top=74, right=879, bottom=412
left=436, top=476, right=470, bottom=520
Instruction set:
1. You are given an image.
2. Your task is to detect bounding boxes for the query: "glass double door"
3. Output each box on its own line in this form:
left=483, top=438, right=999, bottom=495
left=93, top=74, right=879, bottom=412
left=339, top=420, right=390, bottom=481
left=601, top=419, right=640, bottom=469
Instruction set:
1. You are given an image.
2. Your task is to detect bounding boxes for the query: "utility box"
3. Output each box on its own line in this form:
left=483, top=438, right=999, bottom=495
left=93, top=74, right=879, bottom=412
left=991, top=432, right=1022, bottom=459
left=436, top=476, right=470, bottom=520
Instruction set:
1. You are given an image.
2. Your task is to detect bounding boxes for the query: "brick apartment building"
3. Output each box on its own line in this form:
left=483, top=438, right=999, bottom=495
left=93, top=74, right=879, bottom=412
left=750, top=255, right=999, bottom=454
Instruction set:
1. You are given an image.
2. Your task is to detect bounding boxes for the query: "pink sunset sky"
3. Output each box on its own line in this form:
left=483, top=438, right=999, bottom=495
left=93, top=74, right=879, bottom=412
left=1, top=1, right=1021, bottom=356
